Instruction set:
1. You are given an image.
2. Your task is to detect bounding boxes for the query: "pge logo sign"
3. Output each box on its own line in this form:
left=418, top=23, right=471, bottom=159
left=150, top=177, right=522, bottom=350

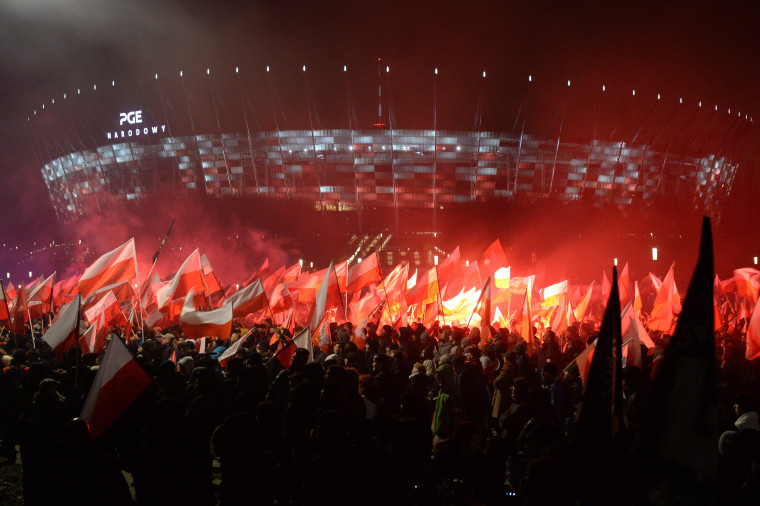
left=119, top=110, right=143, bottom=126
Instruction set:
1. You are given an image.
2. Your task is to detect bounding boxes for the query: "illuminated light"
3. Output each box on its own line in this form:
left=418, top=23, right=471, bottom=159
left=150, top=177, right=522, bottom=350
left=434, top=255, right=439, bottom=266
left=63, top=93, right=66, bottom=99
left=465, top=260, right=470, bottom=267
left=433, top=232, right=437, bottom=238
left=754, top=256, right=758, bottom=265
left=679, top=97, right=683, bottom=104
left=6, top=273, right=9, bottom=279
left=33, top=110, right=36, bottom=115
left=632, top=89, right=635, bottom=96
left=728, top=108, right=731, bottom=114
left=206, top=68, right=210, bottom=75
left=77, top=88, right=80, bottom=94
left=180, top=70, right=183, bottom=77
left=309, top=261, right=313, bottom=269
left=456, top=146, right=461, bottom=151
left=602, top=85, right=605, bottom=91
left=528, top=75, right=532, bottom=82
left=357, top=258, right=362, bottom=264
left=652, top=247, right=658, bottom=261
left=51, top=98, right=54, bottom=104
left=93, top=84, right=96, bottom=90
left=435, top=68, right=438, bottom=75
left=155, top=73, right=158, bottom=80
left=715, top=105, right=718, bottom=111
left=699, top=101, right=702, bottom=107
left=28, top=271, right=32, bottom=278
left=134, top=283, right=138, bottom=288
left=302, top=65, right=306, bottom=72
left=614, top=258, right=618, bottom=266
left=657, top=93, right=661, bottom=100
left=42, top=104, right=44, bottom=109
left=738, top=111, right=741, bottom=117
left=386, top=66, right=389, bottom=73
left=236, top=284, right=240, bottom=290
left=266, top=65, right=270, bottom=72
left=567, top=80, right=571, bottom=87
left=343, top=65, right=347, bottom=72
left=78, top=239, right=81, bottom=244
left=299, top=259, right=303, bottom=267
left=235, top=66, right=239, bottom=73
left=482, top=71, right=486, bottom=78
left=112, top=80, right=115, bottom=86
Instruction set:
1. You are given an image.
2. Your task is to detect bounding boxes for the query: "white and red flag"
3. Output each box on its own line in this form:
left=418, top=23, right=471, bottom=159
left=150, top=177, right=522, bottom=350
left=78, top=239, right=137, bottom=300
left=80, top=336, right=152, bottom=439
left=80, top=314, right=108, bottom=355
left=42, top=294, right=82, bottom=358
left=218, top=329, right=254, bottom=368
left=347, top=252, right=383, bottom=294
left=0, top=281, right=11, bottom=323
left=179, top=290, right=233, bottom=341
left=84, top=291, right=126, bottom=327
left=574, top=282, right=595, bottom=322
left=746, top=297, right=760, bottom=360
left=648, top=263, right=680, bottom=332
left=5, top=282, right=16, bottom=301
left=200, top=253, right=224, bottom=295
left=480, top=239, right=508, bottom=276
left=226, top=279, right=271, bottom=318
left=436, top=247, right=463, bottom=295
left=157, top=249, right=207, bottom=311
left=54, top=274, right=80, bottom=307
left=405, top=267, right=439, bottom=306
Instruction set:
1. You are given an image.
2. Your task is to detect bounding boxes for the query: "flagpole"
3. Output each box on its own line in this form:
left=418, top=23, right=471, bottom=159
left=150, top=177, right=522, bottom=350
left=466, top=277, right=489, bottom=328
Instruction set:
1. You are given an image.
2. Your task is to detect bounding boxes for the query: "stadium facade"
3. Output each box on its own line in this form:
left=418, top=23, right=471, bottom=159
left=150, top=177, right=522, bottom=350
left=31, top=68, right=744, bottom=225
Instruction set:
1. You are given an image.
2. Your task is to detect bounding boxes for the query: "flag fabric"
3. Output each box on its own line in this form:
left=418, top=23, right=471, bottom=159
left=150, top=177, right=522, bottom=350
left=310, top=261, right=337, bottom=333
left=195, top=336, right=207, bottom=354
left=218, top=329, right=253, bottom=368
left=382, top=263, right=408, bottom=321
left=42, top=294, right=81, bottom=358
left=405, top=267, right=439, bottom=306
left=243, top=257, right=270, bottom=287
left=574, top=282, right=595, bottom=322
left=180, top=291, right=233, bottom=341
left=746, top=297, right=760, bottom=360
left=54, top=274, right=80, bottom=307
left=633, top=281, right=642, bottom=316
left=347, top=252, right=383, bottom=293
left=225, top=279, right=271, bottom=318
left=462, top=261, right=482, bottom=292
left=621, top=302, right=651, bottom=368
left=437, top=247, right=463, bottom=294
left=480, top=239, right=508, bottom=275
left=28, top=272, right=56, bottom=307
left=13, top=283, right=29, bottom=335
left=5, top=282, right=16, bottom=301
left=0, top=281, right=10, bottom=323
left=574, top=265, right=623, bottom=452
left=729, top=267, right=760, bottom=303
left=79, top=239, right=138, bottom=300
left=200, top=254, right=224, bottom=295
left=84, top=291, right=126, bottom=327
left=335, top=260, right=348, bottom=294
left=477, top=277, right=492, bottom=340
left=642, top=217, right=719, bottom=491
left=293, top=326, right=313, bottom=362
left=649, top=263, right=679, bottom=332
left=515, top=276, right=535, bottom=352
left=575, top=340, right=596, bottom=384
left=281, top=263, right=302, bottom=284
left=157, top=249, right=207, bottom=311
left=80, top=336, right=152, bottom=439
left=601, top=270, right=611, bottom=303
left=80, top=314, right=108, bottom=355
left=618, top=262, right=630, bottom=305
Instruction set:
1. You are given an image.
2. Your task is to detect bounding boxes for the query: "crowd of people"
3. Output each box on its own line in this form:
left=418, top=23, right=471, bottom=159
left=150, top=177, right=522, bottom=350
left=1, top=311, right=759, bottom=505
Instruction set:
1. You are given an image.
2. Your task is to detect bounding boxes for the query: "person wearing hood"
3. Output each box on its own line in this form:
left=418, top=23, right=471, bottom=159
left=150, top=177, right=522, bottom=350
left=433, top=364, right=462, bottom=442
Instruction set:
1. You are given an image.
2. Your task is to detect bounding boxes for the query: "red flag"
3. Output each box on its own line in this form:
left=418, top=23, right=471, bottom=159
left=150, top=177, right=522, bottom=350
left=194, top=336, right=207, bottom=354
left=200, top=253, right=224, bottom=295
left=42, top=294, right=81, bottom=358
left=80, top=336, right=152, bottom=439
left=13, top=283, right=29, bottom=334
left=618, top=262, right=630, bottom=305
left=405, top=267, right=439, bottom=306
left=218, top=329, right=253, bottom=367
left=574, top=282, right=595, bottom=322
left=80, top=313, right=108, bottom=355
left=746, top=298, right=760, bottom=360
left=157, top=249, right=207, bottom=311
left=5, top=282, right=16, bottom=301
left=268, top=282, right=294, bottom=315
left=54, top=274, right=80, bottom=307
left=78, top=238, right=137, bottom=299
left=480, top=239, right=508, bottom=275
left=477, top=277, right=492, bottom=340
left=462, top=261, right=482, bottom=292
left=730, top=267, right=760, bottom=303
left=281, top=263, right=302, bottom=284
left=243, top=258, right=270, bottom=287
left=226, top=279, right=271, bottom=318
left=649, top=263, right=679, bottom=332
left=382, top=263, right=408, bottom=321
left=28, top=272, right=56, bottom=308
left=179, top=291, right=233, bottom=341
left=84, top=291, right=126, bottom=327
left=347, top=253, right=383, bottom=294
left=437, top=247, right=463, bottom=295
left=263, top=265, right=286, bottom=293
left=0, top=280, right=11, bottom=323
left=335, top=260, right=348, bottom=293
left=310, top=261, right=342, bottom=332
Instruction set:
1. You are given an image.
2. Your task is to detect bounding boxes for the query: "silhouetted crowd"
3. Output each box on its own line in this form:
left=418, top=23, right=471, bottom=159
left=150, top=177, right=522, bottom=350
left=1, top=317, right=759, bottom=505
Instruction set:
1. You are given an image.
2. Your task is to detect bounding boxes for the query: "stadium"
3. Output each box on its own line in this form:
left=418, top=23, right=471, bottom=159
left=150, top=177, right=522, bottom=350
left=22, top=64, right=753, bottom=278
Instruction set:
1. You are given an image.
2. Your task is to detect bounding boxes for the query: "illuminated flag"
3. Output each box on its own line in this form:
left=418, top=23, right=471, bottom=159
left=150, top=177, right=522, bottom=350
left=42, top=294, right=81, bottom=358
left=80, top=336, right=152, bottom=439
left=281, top=263, right=302, bottom=284
left=54, top=274, right=80, bottom=307
left=200, top=254, right=224, bottom=295
left=574, top=282, right=595, bottom=322
left=218, top=329, right=253, bottom=368
left=0, top=281, right=11, bottom=323
left=78, top=238, right=138, bottom=300
left=310, top=261, right=342, bottom=332
left=268, top=282, right=293, bottom=315
left=225, top=279, right=271, bottom=318
left=480, top=239, right=508, bottom=275
left=80, top=313, right=108, bottom=355
left=157, top=249, right=207, bottom=311
left=436, top=247, right=463, bottom=294
left=405, top=267, right=439, bottom=306
left=84, top=291, right=126, bottom=327
left=347, top=252, right=383, bottom=293
left=243, top=257, right=270, bottom=287
left=5, top=282, right=16, bottom=301
left=180, top=290, right=233, bottom=341
left=649, top=263, right=679, bottom=332
left=747, top=298, right=760, bottom=360
left=476, top=277, right=492, bottom=340
left=382, top=263, right=408, bottom=320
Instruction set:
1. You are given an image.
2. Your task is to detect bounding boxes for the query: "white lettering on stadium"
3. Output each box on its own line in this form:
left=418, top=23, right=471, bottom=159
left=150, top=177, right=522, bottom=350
left=107, top=124, right=166, bottom=140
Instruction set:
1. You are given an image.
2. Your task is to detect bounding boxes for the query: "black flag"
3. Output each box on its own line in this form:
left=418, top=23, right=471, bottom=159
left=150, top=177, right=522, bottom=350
left=152, top=218, right=175, bottom=265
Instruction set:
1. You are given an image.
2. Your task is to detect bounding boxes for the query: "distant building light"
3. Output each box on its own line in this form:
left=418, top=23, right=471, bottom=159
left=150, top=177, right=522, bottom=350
left=652, top=248, right=658, bottom=261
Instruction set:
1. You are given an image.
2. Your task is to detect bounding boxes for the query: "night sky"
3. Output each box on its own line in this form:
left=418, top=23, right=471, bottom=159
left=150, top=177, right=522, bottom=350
left=1, top=0, right=758, bottom=259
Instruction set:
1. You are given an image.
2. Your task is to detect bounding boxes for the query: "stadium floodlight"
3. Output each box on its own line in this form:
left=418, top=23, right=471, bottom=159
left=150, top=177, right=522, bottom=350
left=652, top=248, right=658, bottom=261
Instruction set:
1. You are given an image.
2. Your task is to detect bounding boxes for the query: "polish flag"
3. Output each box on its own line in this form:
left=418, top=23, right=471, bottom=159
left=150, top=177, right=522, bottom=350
left=437, top=247, right=463, bottom=295
left=268, top=282, right=294, bottom=315
left=405, top=267, right=439, bottom=306
left=54, top=274, right=80, bottom=307
left=80, top=336, right=152, bottom=439
left=480, top=239, right=508, bottom=275
left=347, top=252, right=383, bottom=294
left=28, top=272, right=56, bottom=308
left=179, top=291, right=232, bottom=341
left=218, top=329, right=253, bottom=367
left=82, top=280, right=134, bottom=314
left=84, top=290, right=126, bottom=326
left=200, top=254, right=224, bottom=295
left=406, top=269, right=418, bottom=291
left=633, top=281, right=643, bottom=316
left=262, top=265, right=286, bottom=293
left=5, top=282, right=16, bottom=301
left=243, top=258, right=270, bottom=287
left=746, top=298, right=760, bottom=360
left=226, top=279, right=271, bottom=318
left=731, top=267, right=760, bottom=303
left=462, top=261, right=482, bottom=292
left=574, top=282, right=595, bottom=322
left=476, top=277, right=492, bottom=340
left=618, top=262, right=630, bottom=305
left=649, top=263, right=679, bottom=332
left=382, top=263, right=408, bottom=317
left=78, top=239, right=137, bottom=300
left=290, top=267, right=343, bottom=309
left=621, top=302, right=654, bottom=368
left=349, top=287, right=384, bottom=324
left=335, top=260, right=348, bottom=293
left=601, top=271, right=611, bottom=304
left=13, top=283, right=29, bottom=335
left=80, top=314, right=107, bottom=355
left=157, top=249, right=207, bottom=311
left=194, top=337, right=207, bottom=354
left=281, top=263, right=302, bottom=284
left=576, top=340, right=596, bottom=385
left=310, top=261, right=342, bottom=332
left=0, top=281, right=11, bottom=323
left=42, top=294, right=81, bottom=358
